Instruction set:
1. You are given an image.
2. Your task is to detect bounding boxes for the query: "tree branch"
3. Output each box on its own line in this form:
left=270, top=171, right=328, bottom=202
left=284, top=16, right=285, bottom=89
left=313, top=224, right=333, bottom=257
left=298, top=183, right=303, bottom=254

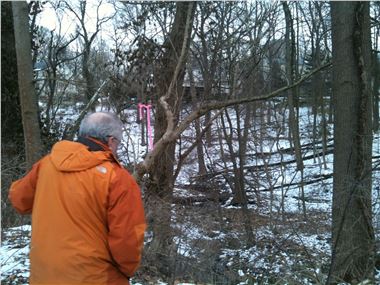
left=173, top=109, right=223, bottom=181
left=176, top=61, right=332, bottom=136
left=63, top=79, right=110, bottom=140
left=135, top=61, right=332, bottom=179
left=135, top=2, right=195, bottom=179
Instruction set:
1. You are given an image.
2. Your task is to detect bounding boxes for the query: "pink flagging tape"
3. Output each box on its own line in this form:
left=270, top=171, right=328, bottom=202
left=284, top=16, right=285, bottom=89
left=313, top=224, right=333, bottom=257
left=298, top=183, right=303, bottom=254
left=138, top=103, right=154, bottom=151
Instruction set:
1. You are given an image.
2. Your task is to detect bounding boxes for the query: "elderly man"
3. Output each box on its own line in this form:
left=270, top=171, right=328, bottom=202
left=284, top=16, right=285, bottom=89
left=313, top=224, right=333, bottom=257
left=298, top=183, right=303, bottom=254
left=9, top=112, right=146, bottom=285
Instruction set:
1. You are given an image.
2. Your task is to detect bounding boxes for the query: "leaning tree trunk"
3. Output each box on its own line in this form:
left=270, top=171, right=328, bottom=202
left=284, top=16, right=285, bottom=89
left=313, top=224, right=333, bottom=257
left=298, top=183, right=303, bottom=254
left=328, top=2, right=375, bottom=284
left=282, top=2, right=306, bottom=220
left=189, top=65, right=207, bottom=176
left=12, top=1, right=43, bottom=169
left=146, top=2, right=196, bottom=278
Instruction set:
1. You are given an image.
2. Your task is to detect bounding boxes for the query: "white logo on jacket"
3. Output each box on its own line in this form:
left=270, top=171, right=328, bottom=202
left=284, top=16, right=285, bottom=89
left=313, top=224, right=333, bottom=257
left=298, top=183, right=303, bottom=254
left=96, top=166, right=107, bottom=174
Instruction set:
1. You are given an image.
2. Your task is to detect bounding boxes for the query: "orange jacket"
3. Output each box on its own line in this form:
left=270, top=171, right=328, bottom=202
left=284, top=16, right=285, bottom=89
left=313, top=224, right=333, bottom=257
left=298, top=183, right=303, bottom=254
left=9, top=140, right=146, bottom=285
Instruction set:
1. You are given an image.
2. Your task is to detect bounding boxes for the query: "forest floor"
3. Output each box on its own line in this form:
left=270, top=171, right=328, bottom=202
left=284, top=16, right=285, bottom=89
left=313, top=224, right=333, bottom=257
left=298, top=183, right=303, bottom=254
left=1, top=106, right=380, bottom=284
left=1, top=199, right=379, bottom=284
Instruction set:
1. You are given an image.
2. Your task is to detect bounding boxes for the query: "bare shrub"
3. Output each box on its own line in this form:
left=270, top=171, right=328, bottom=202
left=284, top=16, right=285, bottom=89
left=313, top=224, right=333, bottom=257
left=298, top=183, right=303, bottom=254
left=1, top=150, right=29, bottom=229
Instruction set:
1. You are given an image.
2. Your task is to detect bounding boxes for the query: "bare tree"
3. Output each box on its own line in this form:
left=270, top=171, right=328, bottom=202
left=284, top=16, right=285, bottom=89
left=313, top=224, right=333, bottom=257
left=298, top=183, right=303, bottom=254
left=136, top=62, right=330, bottom=179
left=12, top=1, right=43, bottom=169
left=328, top=2, right=375, bottom=283
left=371, top=2, right=380, bottom=133
left=373, top=50, right=380, bottom=133
left=143, top=2, right=196, bottom=278
left=64, top=0, right=114, bottom=109
left=299, top=2, right=330, bottom=169
left=36, top=26, right=79, bottom=139
left=1, top=1, right=23, bottom=148
left=220, top=108, right=255, bottom=245
left=188, top=63, right=207, bottom=176
left=191, top=2, right=228, bottom=147
left=282, top=2, right=306, bottom=220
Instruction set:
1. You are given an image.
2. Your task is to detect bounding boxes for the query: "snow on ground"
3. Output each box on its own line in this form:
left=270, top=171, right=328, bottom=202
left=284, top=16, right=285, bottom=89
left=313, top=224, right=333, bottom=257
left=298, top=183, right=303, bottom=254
left=1, top=226, right=31, bottom=284
left=2, top=105, right=380, bottom=284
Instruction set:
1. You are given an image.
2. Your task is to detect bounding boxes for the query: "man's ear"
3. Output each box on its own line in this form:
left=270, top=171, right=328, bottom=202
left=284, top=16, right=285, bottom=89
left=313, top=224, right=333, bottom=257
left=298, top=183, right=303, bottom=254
left=107, top=136, right=113, bottom=148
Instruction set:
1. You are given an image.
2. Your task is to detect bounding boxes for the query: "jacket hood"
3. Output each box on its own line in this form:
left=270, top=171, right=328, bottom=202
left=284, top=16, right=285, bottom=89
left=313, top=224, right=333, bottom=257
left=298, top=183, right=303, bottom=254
left=50, top=140, right=112, bottom=172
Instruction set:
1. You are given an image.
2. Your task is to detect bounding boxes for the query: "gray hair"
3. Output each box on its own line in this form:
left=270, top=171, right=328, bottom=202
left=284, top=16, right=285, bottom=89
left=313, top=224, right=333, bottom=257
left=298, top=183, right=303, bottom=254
left=79, top=112, right=123, bottom=143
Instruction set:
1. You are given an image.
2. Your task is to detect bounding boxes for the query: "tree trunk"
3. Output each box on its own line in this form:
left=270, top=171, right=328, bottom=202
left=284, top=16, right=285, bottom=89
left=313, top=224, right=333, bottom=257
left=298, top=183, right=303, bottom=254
left=12, top=1, right=43, bottom=169
left=282, top=2, right=306, bottom=220
left=372, top=51, right=379, bottom=133
left=328, top=2, right=375, bottom=284
left=189, top=66, right=207, bottom=176
left=283, top=2, right=303, bottom=172
left=146, top=2, right=196, bottom=278
left=1, top=2, right=24, bottom=150
left=220, top=109, right=255, bottom=246
left=82, top=46, right=96, bottom=110
left=235, top=106, right=255, bottom=246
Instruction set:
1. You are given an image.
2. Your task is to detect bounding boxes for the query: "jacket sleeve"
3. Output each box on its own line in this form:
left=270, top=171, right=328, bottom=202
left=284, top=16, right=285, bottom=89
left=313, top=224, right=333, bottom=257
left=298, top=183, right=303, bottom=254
left=107, top=167, right=146, bottom=278
left=8, top=160, right=41, bottom=214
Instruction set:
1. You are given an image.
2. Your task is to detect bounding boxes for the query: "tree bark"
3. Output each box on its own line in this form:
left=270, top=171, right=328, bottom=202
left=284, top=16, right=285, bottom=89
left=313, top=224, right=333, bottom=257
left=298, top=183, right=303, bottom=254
left=282, top=2, right=306, bottom=219
left=222, top=108, right=255, bottom=246
left=1, top=2, right=24, bottom=150
left=145, top=2, right=196, bottom=278
left=372, top=51, right=379, bottom=132
left=12, top=1, right=43, bottom=169
left=328, top=2, right=375, bottom=284
left=283, top=2, right=303, bottom=172
left=189, top=65, right=207, bottom=176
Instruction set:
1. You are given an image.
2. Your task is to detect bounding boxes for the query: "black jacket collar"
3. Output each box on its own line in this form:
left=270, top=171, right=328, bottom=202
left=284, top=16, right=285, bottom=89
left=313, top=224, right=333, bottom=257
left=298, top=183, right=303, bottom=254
left=77, top=136, right=106, bottom=152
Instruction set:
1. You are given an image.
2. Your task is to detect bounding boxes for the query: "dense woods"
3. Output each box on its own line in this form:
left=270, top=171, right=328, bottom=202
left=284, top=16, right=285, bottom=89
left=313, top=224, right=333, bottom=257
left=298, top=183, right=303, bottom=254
left=1, top=1, right=380, bottom=284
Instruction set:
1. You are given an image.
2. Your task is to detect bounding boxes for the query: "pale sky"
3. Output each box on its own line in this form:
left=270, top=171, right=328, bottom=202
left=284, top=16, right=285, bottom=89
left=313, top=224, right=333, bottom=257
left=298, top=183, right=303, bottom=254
left=37, top=1, right=116, bottom=41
